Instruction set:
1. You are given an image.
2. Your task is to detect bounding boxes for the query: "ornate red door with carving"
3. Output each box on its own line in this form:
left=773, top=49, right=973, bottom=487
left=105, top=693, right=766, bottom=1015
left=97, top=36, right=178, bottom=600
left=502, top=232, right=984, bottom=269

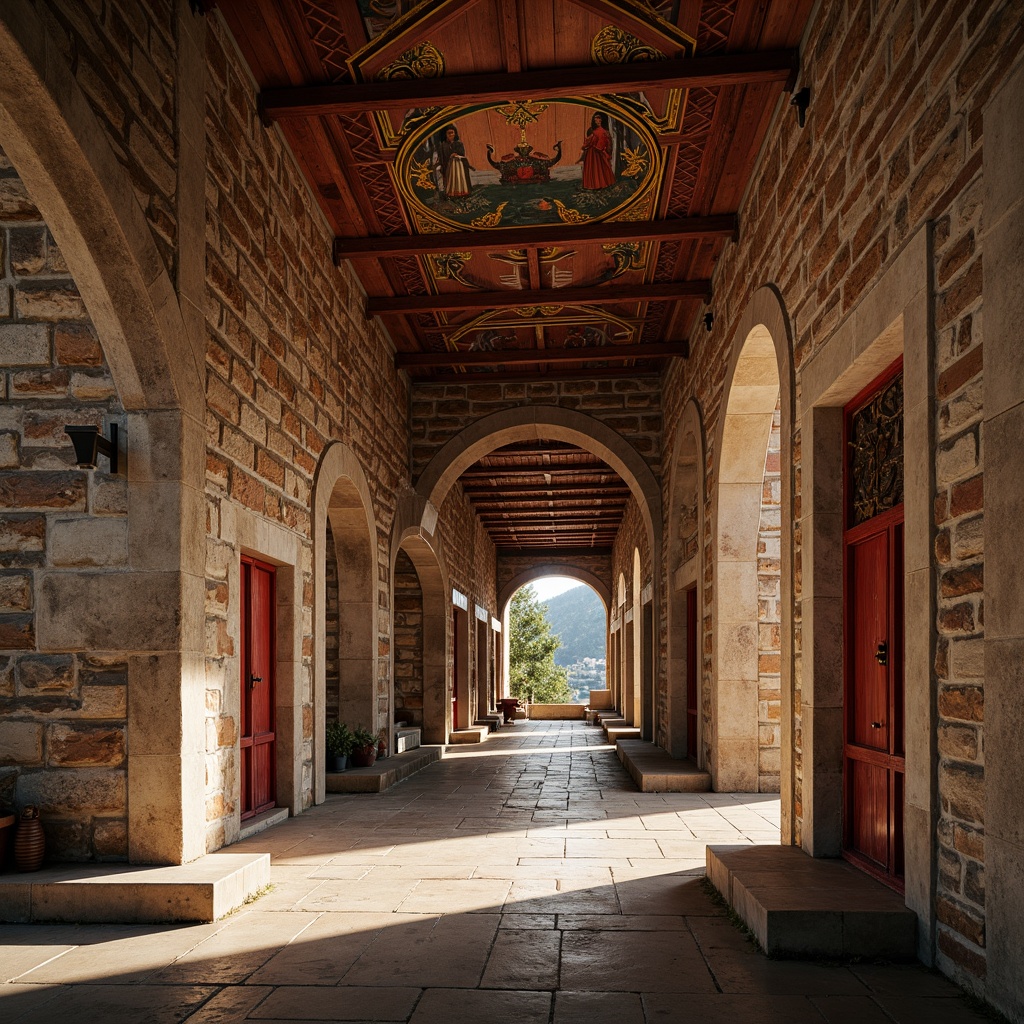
left=241, top=556, right=276, bottom=819
left=843, top=364, right=905, bottom=888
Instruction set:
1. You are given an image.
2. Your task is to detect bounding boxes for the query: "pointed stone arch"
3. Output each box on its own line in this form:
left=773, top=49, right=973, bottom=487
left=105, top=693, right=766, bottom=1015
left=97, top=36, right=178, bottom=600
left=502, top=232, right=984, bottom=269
left=312, top=442, right=378, bottom=802
left=711, top=285, right=794, bottom=802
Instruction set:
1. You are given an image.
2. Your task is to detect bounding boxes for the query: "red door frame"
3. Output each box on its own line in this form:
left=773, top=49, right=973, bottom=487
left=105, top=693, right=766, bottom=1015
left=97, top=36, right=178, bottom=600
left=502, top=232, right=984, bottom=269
left=241, top=554, right=277, bottom=819
left=841, top=359, right=905, bottom=890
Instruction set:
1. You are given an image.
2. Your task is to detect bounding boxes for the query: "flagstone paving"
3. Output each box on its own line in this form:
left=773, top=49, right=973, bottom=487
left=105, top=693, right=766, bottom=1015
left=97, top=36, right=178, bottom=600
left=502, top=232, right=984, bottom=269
left=0, top=721, right=993, bottom=1022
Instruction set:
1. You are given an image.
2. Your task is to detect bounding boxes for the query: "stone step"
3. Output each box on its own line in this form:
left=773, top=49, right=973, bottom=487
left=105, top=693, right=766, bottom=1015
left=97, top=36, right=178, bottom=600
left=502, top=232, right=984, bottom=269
left=448, top=726, right=489, bottom=744
left=395, top=727, right=421, bottom=753
left=326, top=745, right=442, bottom=793
left=605, top=724, right=642, bottom=743
left=707, top=844, right=917, bottom=960
left=475, top=715, right=502, bottom=732
left=615, top=739, right=711, bottom=792
left=597, top=712, right=625, bottom=727
left=0, top=852, right=270, bottom=924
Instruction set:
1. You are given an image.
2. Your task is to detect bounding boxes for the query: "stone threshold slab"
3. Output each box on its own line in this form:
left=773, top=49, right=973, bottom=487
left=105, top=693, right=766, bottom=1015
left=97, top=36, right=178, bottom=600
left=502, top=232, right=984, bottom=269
left=707, top=844, right=917, bottom=960
left=0, top=852, right=269, bottom=924
left=616, top=739, right=711, bottom=792
left=326, top=744, right=444, bottom=792
left=447, top=727, right=489, bottom=745
left=605, top=724, right=642, bottom=743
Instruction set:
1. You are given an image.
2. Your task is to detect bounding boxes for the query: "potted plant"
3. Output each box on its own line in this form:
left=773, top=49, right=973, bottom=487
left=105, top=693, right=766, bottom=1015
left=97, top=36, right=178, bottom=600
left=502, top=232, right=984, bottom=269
left=376, top=727, right=388, bottom=760
left=350, top=726, right=377, bottom=768
left=325, top=720, right=352, bottom=772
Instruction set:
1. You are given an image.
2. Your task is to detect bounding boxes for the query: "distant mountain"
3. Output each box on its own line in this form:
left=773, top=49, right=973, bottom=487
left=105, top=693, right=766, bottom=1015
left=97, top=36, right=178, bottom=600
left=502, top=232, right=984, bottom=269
left=542, top=585, right=606, bottom=666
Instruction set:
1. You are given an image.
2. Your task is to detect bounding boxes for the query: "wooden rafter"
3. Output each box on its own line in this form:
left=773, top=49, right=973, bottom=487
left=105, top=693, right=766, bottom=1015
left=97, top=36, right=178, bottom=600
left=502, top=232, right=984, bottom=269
left=260, top=51, right=798, bottom=119
left=496, top=546, right=613, bottom=556
left=333, top=215, right=737, bottom=261
left=396, top=340, right=688, bottom=369
left=371, top=282, right=709, bottom=317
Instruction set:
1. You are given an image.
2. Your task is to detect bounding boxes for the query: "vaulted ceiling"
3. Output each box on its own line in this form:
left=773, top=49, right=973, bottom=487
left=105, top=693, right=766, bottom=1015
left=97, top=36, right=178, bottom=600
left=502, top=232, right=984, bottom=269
left=218, top=0, right=812, bottom=553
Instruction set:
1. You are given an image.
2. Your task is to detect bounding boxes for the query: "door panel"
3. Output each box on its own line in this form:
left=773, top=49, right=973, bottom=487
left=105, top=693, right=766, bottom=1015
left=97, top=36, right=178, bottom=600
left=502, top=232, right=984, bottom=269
left=241, top=557, right=276, bottom=819
left=848, top=531, right=889, bottom=751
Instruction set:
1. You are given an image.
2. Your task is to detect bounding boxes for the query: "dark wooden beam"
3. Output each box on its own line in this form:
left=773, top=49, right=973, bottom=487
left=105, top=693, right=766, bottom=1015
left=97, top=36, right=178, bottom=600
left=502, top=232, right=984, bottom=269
left=414, top=365, right=662, bottom=384
left=496, top=546, right=612, bottom=557
left=462, top=483, right=630, bottom=495
left=261, top=50, right=799, bottom=119
left=374, top=281, right=707, bottom=317
left=461, top=467, right=613, bottom=478
left=397, top=339, right=688, bottom=369
left=334, top=215, right=737, bottom=261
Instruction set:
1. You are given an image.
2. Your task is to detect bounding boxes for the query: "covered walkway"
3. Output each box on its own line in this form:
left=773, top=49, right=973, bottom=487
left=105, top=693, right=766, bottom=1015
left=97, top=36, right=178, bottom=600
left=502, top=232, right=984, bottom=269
left=0, top=723, right=984, bottom=1023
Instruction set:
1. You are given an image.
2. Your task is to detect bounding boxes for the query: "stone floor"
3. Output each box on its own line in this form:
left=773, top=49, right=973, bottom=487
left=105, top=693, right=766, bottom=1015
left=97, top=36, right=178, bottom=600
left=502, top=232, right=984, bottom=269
left=0, top=721, right=991, bottom=1023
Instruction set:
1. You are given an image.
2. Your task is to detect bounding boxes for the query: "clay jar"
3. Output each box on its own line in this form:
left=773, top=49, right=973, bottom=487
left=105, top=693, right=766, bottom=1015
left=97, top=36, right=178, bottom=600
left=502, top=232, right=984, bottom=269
left=14, top=805, right=45, bottom=872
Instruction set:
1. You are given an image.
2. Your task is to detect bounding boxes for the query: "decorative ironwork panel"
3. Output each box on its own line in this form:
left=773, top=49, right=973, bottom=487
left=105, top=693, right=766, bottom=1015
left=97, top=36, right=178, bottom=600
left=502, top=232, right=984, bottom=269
left=849, top=372, right=904, bottom=526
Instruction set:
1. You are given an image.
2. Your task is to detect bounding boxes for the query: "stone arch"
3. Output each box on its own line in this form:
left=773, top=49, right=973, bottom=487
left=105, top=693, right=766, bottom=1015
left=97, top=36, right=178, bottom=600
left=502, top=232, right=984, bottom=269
left=666, top=400, right=705, bottom=761
left=418, top=406, right=662, bottom=727
left=312, top=442, right=378, bottom=802
left=711, top=286, right=794, bottom=796
left=390, top=494, right=450, bottom=746
left=498, top=566, right=611, bottom=614
left=0, top=4, right=207, bottom=864
left=616, top=572, right=628, bottom=718
left=416, top=406, right=661, bottom=548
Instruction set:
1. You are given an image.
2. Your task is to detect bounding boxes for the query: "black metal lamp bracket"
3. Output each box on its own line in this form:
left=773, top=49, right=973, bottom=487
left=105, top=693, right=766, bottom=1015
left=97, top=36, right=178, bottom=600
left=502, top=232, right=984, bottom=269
left=64, top=423, right=121, bottom=474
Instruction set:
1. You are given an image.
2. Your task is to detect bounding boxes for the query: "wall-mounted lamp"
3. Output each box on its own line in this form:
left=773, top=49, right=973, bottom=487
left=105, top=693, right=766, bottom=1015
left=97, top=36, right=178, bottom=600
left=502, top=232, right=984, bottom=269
left=64, top=424, right=121, bottom=474
left=791, top=87, right=811, bottom=129
left=703, top=311, right=714, bottom=333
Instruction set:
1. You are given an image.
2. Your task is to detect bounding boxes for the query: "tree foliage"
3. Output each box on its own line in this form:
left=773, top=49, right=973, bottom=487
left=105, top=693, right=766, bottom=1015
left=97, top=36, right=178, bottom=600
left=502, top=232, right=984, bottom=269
left=509, top=585, right=572, bottom=704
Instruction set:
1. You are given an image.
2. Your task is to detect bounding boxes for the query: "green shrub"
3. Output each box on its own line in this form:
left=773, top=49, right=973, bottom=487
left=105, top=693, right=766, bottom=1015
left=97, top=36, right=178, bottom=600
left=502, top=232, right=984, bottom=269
left=325, top=720, right=353, bottom=757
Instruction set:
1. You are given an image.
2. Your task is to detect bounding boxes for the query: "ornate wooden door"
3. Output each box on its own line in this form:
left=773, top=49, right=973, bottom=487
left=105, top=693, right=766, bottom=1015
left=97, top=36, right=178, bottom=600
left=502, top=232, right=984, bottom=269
left=843, top=365, right=905, bottom=888
left=241, top=556, right=276, bottom=818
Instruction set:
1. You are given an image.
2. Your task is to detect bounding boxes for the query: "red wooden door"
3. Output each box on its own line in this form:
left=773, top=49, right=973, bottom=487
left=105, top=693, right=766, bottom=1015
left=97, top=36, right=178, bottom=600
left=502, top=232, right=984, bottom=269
left=241, top=556, right=276, bottom=819
left=685, top=586, right=698, bottom=758
left=843, top=365, right=905, bottom=888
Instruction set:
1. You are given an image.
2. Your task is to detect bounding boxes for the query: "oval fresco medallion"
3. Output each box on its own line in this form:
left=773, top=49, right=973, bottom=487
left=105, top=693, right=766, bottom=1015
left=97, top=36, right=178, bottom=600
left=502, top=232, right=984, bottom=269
left=397, top=98, right=662, bottom=231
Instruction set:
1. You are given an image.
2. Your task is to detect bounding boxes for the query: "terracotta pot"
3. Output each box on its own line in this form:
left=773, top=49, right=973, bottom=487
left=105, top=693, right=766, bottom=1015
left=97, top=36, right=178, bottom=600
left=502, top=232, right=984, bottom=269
left=14, top=806, right=45, bottom=873
left=350, top=745, right=376, bottom=768
left=0, top=813, right=15, bottom=873
left=327, top=755, right=348, bottom=772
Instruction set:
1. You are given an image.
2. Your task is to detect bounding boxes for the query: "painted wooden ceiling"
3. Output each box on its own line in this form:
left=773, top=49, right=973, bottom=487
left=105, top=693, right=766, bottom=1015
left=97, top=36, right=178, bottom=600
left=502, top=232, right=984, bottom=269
left=219, top=0, right=811, bottom=384
left=218, top=0, right=812, bottom=553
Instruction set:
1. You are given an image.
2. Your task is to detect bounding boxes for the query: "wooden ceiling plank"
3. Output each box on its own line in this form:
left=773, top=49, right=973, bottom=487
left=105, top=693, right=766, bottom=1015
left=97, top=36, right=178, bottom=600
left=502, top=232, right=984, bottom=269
left=374, top=282, right=709, bottom=316
left=396, top=339, right=688, bottom=368
left=333, top=214, right=736, bottom=260
left=496, top=546, right=612, bottom=556
left=497, top=0, right=522, bottom=73
left=261, top=50, right=799, bottom=119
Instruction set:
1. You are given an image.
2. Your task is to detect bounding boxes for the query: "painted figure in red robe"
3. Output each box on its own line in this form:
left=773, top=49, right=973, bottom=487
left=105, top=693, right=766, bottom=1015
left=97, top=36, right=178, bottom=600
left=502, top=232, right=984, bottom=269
left=578, top=112, right=616, bottom=190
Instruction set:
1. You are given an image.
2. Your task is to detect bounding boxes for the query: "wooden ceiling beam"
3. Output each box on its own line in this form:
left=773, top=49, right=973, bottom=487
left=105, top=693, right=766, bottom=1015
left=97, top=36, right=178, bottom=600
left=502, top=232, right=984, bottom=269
left=397, top=339, right=688, bottom=369
left=460, top=467, right=613, bottom=478
left=333, top=215, right=737, bottom=261
left=496, top=546, right=612, bottom=557
left=374, top=282, right=708, bottom=317
left=461, top=483, right=630, bottom=495
left=261, top=50, right=799, bottom=119
left=415, top=365, right=662, bottom=384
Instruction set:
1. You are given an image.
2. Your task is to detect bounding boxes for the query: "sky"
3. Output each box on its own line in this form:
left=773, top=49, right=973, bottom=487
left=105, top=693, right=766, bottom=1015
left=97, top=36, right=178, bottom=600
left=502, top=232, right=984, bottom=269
left=530, top=576, right=585, bottom=601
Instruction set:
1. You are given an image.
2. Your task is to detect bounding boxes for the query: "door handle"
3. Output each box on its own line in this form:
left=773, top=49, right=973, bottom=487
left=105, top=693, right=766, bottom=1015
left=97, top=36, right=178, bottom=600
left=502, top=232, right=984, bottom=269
left=249, top=674, right=262, bottom=688
left=874, top=641, right=887, bottom=666
left=871, top=721, right=885, bottom=729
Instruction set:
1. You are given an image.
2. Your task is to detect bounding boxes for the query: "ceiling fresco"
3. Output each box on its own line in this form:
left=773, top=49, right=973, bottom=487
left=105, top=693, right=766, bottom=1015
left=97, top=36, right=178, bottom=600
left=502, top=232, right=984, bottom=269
left=222, top=0, right=811, bottom=381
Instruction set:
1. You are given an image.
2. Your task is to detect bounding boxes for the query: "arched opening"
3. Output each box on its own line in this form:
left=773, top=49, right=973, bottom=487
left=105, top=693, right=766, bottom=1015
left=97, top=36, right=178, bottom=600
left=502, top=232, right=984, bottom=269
left=500, top=575, right=609, bottom=706
left=313, top=443, right=377, bottom=799
left=666, top=402, right=704, bottom=761
left=617, top=573, right=627, bottom=719
left=713, top=325, right=782, bottom=792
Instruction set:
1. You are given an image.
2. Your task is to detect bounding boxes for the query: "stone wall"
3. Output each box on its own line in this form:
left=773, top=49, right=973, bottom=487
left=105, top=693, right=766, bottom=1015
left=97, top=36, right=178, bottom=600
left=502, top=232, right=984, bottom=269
left=659, top=0, right=1023, bottom=988
left=200, top=13, right=415, bottom=846
left=0, top=146, right=129, bottom=860
left=393, top=549, right=424, bottom=729
left=324, top=522, right=339, bottom=720
left=496, top=552, right=613, bottom=605
left=757, top=404, right=782, bottom=792
left=411, top=378, right=663, bottom=480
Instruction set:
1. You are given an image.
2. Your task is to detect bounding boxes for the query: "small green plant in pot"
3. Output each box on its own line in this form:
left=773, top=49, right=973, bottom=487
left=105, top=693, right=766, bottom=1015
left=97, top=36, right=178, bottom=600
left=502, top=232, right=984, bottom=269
left=350, top=726, right=377, bottom=768
left=325, top=720, right=352, bottom=772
